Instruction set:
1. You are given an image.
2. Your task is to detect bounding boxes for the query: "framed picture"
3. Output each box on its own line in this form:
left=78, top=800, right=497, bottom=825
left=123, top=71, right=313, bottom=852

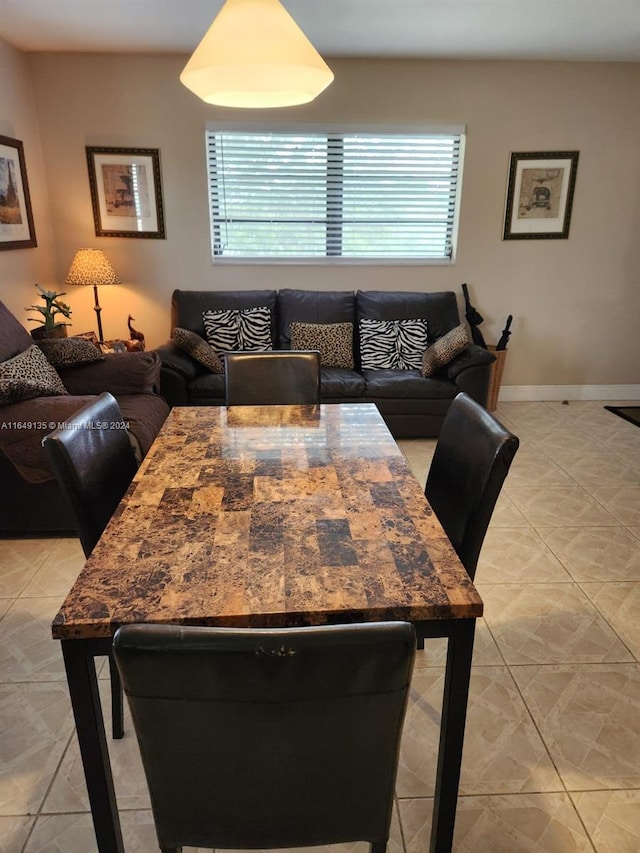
left=75, top=330, right=101, bottom=350
left=86, top=146, right=165, bottom=238
left=0, top=135, right=37, bottom=250
left=503, top=150, right=579, bottom=240
left=99, top=339, right=127, bottom=354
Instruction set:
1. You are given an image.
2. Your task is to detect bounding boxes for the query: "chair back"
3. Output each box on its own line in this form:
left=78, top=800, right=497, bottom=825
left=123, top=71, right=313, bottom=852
left=425, top=392, right=519, bottom=579
left=43, top=392, right=138, bottom=558
left=224, top=350, right=321, bottom=406
left=114, top=621, right=415, bottom=853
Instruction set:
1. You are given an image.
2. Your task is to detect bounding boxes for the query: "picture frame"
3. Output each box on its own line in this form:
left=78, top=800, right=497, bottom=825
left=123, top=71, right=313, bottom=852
left=0, top=135, right=37, bottom=250
left=99, top=339, right=127, bottom=354
left=86, top=146, right=165, bottom=238
left=503, top=150, right=579, bottom=240
left=75, top=330, right=102, bottom=351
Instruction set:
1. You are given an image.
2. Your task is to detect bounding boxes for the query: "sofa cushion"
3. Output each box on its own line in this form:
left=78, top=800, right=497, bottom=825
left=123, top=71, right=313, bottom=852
left=422, top=324, right=470, bottom=377
left=36, top=336, right=105, bottom=368
left=359, top=318, right=428, bottom=370
left=0, top=301, right=34, bottom=362
left=362, top=369, right=457, bottom=400
left=202, top=307, right=272, bottom=352
left=171, top=289, right=278, bottom=342
left=277, top=289, right=356, bottom=347
left=356, top=290, right=460, bottom=342
left=188, top=372, right=226, bottom=401
left=172, top=327, right=223, bottom=374
left=319, top=368, right=366, bottom=398
left=0, top=345, right=68, bottom=405
left=290, top=322, right=354, bottom=369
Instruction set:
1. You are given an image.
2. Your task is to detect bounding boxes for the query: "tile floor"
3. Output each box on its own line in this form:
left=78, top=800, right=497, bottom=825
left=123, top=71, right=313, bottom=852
left=1, top=400, right=639, bottom=852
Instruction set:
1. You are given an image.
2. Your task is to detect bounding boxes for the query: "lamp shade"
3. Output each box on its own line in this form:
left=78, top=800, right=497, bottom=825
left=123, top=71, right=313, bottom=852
left=180, top=0, right=334, bottom=108
left=65, top=249, right=122, bottom=287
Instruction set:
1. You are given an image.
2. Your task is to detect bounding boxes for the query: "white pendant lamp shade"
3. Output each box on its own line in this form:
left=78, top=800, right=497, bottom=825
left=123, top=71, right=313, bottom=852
left=180, top=0, right=334, bottom=108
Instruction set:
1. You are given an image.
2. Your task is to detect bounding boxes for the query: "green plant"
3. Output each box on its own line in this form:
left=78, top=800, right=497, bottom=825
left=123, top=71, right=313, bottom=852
left=25, top=284, right=72, bottom=330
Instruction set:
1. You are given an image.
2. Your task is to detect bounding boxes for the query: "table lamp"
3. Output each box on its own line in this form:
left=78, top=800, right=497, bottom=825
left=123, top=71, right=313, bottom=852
left=65, top=249, right=122, bottom=342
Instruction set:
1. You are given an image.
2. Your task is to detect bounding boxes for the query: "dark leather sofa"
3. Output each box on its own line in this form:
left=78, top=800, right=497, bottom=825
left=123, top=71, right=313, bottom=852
left=0, top=301, right=170, bottom=535
left=156, top=289, right=495, bottom=438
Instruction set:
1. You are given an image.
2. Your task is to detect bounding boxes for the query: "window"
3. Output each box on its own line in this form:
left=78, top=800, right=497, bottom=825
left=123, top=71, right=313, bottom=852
left=206, top=129, right=464, bottom=261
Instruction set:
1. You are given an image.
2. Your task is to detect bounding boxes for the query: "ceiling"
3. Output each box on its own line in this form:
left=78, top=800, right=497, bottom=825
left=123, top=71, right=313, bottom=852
left=1, top=0, right=639, bottom=62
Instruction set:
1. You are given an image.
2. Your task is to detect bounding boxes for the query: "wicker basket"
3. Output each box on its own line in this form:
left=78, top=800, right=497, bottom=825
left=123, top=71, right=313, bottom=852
left=487, top=346, right=507, bottom=412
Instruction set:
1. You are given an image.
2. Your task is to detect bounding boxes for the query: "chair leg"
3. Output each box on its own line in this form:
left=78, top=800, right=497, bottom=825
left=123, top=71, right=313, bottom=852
left=371, top=842, right=387, bottom=853
left=416, top=634, right=425, bottom=650
left=161, top=847, right=182, bottom=853
left=108, top=654, right=124, bottom=739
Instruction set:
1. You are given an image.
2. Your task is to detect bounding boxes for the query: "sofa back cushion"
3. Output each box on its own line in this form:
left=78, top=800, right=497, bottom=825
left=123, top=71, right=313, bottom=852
left=356, top=291, right=461, bottom=343
left=277, top=289, right=356, bottom=348
left=171, top=290, right=278, bottom=345
left=0, top=301, right=34, bottom=362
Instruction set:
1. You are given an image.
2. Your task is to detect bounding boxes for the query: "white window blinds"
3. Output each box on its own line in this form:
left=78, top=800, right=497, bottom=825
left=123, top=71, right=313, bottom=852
left=206, top=130, right=463, bottom=261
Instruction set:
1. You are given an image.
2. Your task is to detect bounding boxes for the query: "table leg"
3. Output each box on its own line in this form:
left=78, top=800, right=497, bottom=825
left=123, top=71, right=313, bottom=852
left=430, top=618, right=476, bottom=853
left=61, top=640, right=124, bottom=853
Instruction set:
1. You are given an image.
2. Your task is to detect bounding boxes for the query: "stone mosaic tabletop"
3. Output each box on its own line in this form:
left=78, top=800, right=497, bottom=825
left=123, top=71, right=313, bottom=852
left=53, top=404, right=482, bottom=640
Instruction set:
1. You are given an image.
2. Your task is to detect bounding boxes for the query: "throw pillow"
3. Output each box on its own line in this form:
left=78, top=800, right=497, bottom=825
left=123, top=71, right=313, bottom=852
left=36, top=336, right=105, bottom=368
left=202, top=307, right=272, bottom=353
left=421, top=324, right=470, bottom=377
left=0, top=344, right=68, bottom=405
left=359, top=318, right=428, bottom=370
left=290, top=322, right=354, bottom=369
left=172, top=327, right=224, bottom=374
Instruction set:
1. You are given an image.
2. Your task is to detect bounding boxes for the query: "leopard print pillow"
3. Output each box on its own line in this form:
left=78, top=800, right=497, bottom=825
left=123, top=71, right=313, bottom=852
left=37, top=337, right=105, bottom=368
left=290, top=322, right=354, bottom=369
left=172, top=327, right=224, bottom=374
left=0, top=344, right=68, bottom=405
left=421, top=324, right=469, bottom=377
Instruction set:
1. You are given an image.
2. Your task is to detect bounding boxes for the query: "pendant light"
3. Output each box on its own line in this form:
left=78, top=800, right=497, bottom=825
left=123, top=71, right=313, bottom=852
left=180, top=0, right=334, bottom=108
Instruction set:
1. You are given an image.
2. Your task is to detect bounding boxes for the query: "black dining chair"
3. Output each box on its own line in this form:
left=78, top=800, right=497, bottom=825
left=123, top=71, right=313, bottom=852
left=43, top=392, right=139, bottom=739
left=113, top=621, right=416, bottom=853
left=224, top=350, right=321, bottom=406
left=425, top=391, right=519, bottom=581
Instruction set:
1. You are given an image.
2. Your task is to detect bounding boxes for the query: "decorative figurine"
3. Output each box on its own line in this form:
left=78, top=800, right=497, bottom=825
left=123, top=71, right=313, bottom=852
left=126, top=315, right=145, bottom=351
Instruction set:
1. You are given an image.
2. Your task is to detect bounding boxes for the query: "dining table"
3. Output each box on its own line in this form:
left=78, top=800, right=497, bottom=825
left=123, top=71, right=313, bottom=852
left=52, top=402, right=483, bottom=853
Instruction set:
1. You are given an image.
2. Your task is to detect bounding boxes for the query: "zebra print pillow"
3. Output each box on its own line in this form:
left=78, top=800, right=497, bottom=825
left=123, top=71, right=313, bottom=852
left=359, top=318, right=428, bottom=370
left=202, top=307, right=272, bottom=353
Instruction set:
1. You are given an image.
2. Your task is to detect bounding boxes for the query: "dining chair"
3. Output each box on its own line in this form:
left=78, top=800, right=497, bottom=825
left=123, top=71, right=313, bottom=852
left=43, top=391, right=139, bottom=739
left=224, top=350, right=321, bottom=405
left=425, top=391, right=519, bottom=581
left=113, top=621, right=416, bottom=853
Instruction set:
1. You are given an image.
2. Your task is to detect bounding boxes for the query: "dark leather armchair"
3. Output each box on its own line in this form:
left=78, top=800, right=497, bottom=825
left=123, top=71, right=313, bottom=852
left=224, top=350, right=321, bottom=405
left=425, top=391, right=519, bottom=580
left=113, top=621, right=416, bottom=853
left=43, top=392, right=139, bottom=738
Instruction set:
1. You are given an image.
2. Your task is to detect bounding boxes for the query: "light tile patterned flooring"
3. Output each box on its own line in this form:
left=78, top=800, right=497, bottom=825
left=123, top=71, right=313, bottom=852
left=0, top=400, right=639, bottom=852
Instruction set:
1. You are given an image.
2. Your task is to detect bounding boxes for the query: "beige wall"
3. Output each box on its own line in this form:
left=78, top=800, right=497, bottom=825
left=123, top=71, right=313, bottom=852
left=3, top=47, right=640, bottom=389
left=0, top=38, right=57, bottom=323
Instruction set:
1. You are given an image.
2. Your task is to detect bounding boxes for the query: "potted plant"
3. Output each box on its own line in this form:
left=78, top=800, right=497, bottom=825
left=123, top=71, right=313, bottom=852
left=26, top=284, right=72, bottom=339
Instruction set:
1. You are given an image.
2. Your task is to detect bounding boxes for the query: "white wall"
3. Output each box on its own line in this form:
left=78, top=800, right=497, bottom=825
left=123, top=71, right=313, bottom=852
left=0, top=38, right=57, bottom=324
left=3, top=48, right=640, bottom=390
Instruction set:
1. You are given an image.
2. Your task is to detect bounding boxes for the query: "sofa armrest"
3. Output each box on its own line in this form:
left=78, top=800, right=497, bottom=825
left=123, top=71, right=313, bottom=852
left=154, top=341, right=200, bottom=407
left=445, top=344, right=495, bottom=407
left=155, top=341, right=199, bottom=381
left=444, top=344, right=495, bottom=381
left=57, top=351, right=162, bottom=396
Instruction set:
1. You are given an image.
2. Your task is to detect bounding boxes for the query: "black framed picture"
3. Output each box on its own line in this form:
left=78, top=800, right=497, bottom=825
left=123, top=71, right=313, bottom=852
left=503, top=150, right=579, bottom=240
left=86, top=146, right=165, bottom=238
left=0, top=135, right=37, bottom=250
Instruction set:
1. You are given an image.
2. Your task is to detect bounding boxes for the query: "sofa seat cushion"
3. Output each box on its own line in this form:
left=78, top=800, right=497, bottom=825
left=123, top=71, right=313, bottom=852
left=188, top=372, right=226, bottom=401
left=320, top=368, right=366, bottom=399
left=0, top=392, right=169, bottom=484
left=362, top=369, right=457, bottom=400
left=117, top=394, right=170, bottom=458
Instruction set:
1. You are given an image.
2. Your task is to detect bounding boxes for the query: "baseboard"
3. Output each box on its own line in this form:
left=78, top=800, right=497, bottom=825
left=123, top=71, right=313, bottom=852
left=500, top=384, right=640, bottom=402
